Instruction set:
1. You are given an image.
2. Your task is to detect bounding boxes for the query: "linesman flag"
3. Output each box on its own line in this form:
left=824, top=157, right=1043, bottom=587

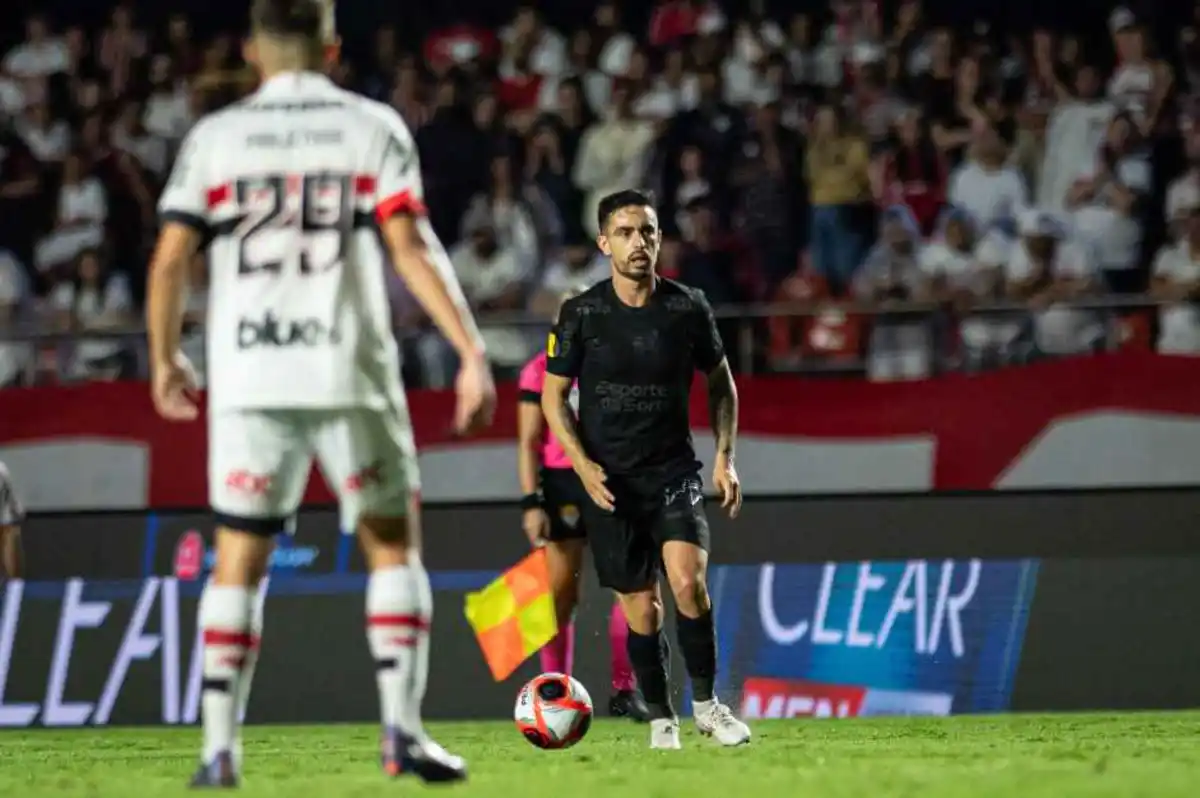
left=464, top=549, right=558, bottom=681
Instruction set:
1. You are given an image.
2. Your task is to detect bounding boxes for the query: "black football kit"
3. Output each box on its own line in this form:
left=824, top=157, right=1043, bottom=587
left=545, top=278, right=724, bottom=593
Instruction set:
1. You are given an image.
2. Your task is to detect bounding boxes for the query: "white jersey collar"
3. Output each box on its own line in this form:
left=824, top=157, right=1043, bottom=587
left=255, top=70, right=336, bottom=96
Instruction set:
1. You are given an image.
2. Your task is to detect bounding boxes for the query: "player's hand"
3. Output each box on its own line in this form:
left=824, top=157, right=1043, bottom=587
left=522, top=508, right=551, bottom=548
left=151, top=352, right=199, bottom=422
left=712, top=453, right=742, bottom=519
left=576, top=460, right=615, bottom=512
left=454, top=354, right=497, bottom=436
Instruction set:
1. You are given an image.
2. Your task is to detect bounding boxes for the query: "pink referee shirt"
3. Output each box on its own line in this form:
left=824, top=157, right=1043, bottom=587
left=518, top=351, right=574, bottom=471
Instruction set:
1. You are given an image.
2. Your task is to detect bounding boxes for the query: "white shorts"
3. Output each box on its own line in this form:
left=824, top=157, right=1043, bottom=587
left=208, top=407, right=420, bottom=534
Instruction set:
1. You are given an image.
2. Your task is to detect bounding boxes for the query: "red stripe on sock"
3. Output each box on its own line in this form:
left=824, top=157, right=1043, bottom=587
left=367, top=614, right=429, bottom=630
left=249, top=635, right=261, bottom=651
left=203, top=629, right=255, bottom=648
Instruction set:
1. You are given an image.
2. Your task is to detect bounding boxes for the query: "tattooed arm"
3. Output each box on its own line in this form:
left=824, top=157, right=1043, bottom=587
left=694, top=291, right=742, bottom=517
left=706, top=358, right=738, bottom=460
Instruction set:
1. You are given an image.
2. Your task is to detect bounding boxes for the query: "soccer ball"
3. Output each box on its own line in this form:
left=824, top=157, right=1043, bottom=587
left=514, top=672, right=593, bottom=749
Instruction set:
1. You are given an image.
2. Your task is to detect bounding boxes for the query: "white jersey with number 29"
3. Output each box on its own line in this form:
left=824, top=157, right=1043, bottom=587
left=159, top=72, right=424, bottom=412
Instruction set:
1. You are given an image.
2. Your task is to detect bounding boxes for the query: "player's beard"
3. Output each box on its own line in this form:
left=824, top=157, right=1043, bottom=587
left=613, top=253, right=656, bottom=283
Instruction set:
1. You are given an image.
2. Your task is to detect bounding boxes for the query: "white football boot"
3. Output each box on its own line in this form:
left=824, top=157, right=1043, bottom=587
left=649, top=717, right=682, bottom=750
left=693, top=698, right=751, bottom=746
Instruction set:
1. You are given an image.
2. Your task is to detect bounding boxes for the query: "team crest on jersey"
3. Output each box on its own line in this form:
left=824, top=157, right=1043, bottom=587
left=559, top=504, right=580, bottom=528
left=547, top=333, right=558, bottom=357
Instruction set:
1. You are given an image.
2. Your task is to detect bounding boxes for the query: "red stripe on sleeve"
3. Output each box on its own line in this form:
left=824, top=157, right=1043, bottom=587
left=376, top=190, right=427, bottom=223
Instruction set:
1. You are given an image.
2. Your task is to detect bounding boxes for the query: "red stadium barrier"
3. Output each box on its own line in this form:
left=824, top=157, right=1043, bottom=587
left=3, top=353, right=1200, bottom=510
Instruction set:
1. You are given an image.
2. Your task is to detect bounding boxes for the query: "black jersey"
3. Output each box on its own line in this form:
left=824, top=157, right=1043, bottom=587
left=545, top=278, right=725, bottom=493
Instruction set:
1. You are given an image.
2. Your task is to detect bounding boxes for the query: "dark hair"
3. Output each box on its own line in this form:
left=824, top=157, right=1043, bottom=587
left=73, top=247, right=111, bottom=296
left=250, top=0, right=325, bottom=40
left=555, top=75, right=596, bottom=124
left=596, top=189, right=656, bottom=231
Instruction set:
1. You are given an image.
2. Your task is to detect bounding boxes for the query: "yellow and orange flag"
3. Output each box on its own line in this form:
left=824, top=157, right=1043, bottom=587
left=464, top=549, right=558, bottom=681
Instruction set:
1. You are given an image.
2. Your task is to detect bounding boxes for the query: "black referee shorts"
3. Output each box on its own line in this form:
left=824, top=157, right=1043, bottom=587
left=581, top=473, right=711, bottom=594
left=540, top=467, right=588, bottom=542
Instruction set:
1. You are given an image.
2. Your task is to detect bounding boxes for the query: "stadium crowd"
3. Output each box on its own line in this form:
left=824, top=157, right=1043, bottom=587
left=2, top=0, right=1200, bottom=387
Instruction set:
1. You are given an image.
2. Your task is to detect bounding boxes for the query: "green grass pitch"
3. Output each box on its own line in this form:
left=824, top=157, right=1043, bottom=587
left=3, top=713, right=1199, bottom=797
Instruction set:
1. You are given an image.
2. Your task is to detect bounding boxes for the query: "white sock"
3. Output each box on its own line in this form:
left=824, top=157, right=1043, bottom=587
left=232, top=578, right=267, bottom=767
left=366, top=563, right=431, bottom=740
left=198, top=583, right=253, bottom=764
left=402, top=561, right=433, bottom=740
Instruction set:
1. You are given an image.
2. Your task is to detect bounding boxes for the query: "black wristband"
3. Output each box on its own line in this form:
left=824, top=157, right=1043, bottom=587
left=520, top=492, right=543, bottom=511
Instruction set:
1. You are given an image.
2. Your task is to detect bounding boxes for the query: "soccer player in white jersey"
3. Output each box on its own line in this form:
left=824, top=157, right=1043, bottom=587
left=145, top=0, right=495, bottom=788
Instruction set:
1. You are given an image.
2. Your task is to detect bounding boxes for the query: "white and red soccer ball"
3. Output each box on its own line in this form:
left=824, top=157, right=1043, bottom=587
left=514, top=673, right=593, bottom=749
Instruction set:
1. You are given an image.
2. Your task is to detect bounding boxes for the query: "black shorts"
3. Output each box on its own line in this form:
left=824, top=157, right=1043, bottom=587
left=541, top=467, right=588, bottom=541
left=582, top=472, right=710, bottom=594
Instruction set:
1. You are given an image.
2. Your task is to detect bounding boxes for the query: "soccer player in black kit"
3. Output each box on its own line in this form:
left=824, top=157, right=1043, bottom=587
left=541, top=189, right=751, bottom=749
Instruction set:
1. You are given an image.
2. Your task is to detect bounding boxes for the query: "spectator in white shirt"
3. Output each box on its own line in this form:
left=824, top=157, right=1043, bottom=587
left=593, top=1, right=636, bottom=77
left=973, top=218, right=1019, bottom=274
left=142, top=54, right=194, bottom=142
left=634, top=46, right=699, bottom=120
left=0, top=73, right=26, bottom=117
left=947, top=122, right=1028, bottom=233
left=854, top=205, right=932, bottom=381
left=572, top=79, right=655, bottom=237
left=530, top=246, right=609, bottom=317
left=51, top=249, right=136, bottom=381
left=1165, top=129, right=1200, bottom=241
left=3, top=15, right=69, bottom=79
left=723, top=16, right=785, bottom=107
left=786, top=12, right=842, bottom=91
left=920, top=208, right=993, bottom=300
left=1107, top=8, right=1172, bottom=136
left=1150, top=200, right=1200, bottom=354
left=1065, top=112, right=1150, bottom=292
left=0, top=249, right=33, bottom=388
left=450, top=212, right=534, bottom=368
left=15, top=102, right=69, bottom=164
left=500, top=4, right=567, bottom=79
left=111, top=100, right=168, bottom=176
left=675, top=146, right=711, bottom=241
left=922, top=208, right=1024, bottom=367
left=1005, top=209, right=1102, bottom=356
left=537, top=31, right=610, bottom=115
left=35, top=152, right=107, bottom=274
left=460, top=152, right=539, bottom=276
left=1036, top=64, right=1116, bottom=213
